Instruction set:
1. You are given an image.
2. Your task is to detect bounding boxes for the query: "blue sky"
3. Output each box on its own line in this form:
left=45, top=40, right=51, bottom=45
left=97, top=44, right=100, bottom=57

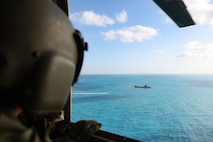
left=68, top=0, right=213, bottom=74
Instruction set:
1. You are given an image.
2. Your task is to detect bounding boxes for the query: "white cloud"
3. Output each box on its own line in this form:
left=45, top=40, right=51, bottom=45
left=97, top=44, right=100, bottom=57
left=101, top=25, right=158, bottom=43
left=116, top=10, right=128, bottom=23
left=70, top=10, right=115, bottom=27
left=183, top=0, right=213, bottom=27
left=177, top=41, right=213, bottom=59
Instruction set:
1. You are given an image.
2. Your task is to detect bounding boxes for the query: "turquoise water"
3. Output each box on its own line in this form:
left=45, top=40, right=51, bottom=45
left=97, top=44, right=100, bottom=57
left=72, top=75, right=213, bottom=142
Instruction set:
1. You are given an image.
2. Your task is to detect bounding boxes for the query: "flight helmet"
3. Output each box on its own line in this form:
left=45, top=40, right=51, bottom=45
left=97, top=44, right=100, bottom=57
left=0, top=0, right=87, bottom=115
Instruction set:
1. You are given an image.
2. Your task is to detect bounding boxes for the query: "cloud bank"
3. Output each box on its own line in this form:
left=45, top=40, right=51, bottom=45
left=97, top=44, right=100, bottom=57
left=177, top=41, right=213, bottom=59
left=101, top=25, right=158, bottom=43
left=70, top=10, right=157, bottom=43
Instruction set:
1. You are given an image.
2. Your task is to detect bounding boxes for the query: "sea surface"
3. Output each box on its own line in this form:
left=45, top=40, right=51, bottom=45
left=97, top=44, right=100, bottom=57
left=71, top=74, right=213, bottom=142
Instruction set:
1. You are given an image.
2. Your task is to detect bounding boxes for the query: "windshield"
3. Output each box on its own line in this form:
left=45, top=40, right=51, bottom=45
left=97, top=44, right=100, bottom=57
left=69, top=0, right=213, bottom=141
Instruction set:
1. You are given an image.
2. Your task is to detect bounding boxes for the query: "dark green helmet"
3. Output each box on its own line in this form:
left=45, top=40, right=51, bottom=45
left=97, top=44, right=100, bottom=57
left=0, top=0, right=87, bottom=115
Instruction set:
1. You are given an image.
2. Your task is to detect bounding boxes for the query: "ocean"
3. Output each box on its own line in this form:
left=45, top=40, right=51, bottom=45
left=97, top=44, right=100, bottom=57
left=71, top=74, right=213, bottom=142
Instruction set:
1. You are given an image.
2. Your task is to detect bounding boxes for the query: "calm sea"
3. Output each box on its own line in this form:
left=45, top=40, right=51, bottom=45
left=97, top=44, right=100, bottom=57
left=71, top=74, right=213, bottom=142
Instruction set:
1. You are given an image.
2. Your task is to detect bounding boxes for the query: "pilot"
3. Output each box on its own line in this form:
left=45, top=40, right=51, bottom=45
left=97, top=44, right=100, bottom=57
left=0, top=0, right=100, bottom=141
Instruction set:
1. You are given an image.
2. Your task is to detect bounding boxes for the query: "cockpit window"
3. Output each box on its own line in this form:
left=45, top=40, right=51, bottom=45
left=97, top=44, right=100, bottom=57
left=69, top=0, right=213, bottom=141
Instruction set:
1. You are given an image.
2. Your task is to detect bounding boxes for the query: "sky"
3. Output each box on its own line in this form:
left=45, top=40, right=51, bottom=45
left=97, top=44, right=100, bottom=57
left=68, top=0, right=213, bottom=74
